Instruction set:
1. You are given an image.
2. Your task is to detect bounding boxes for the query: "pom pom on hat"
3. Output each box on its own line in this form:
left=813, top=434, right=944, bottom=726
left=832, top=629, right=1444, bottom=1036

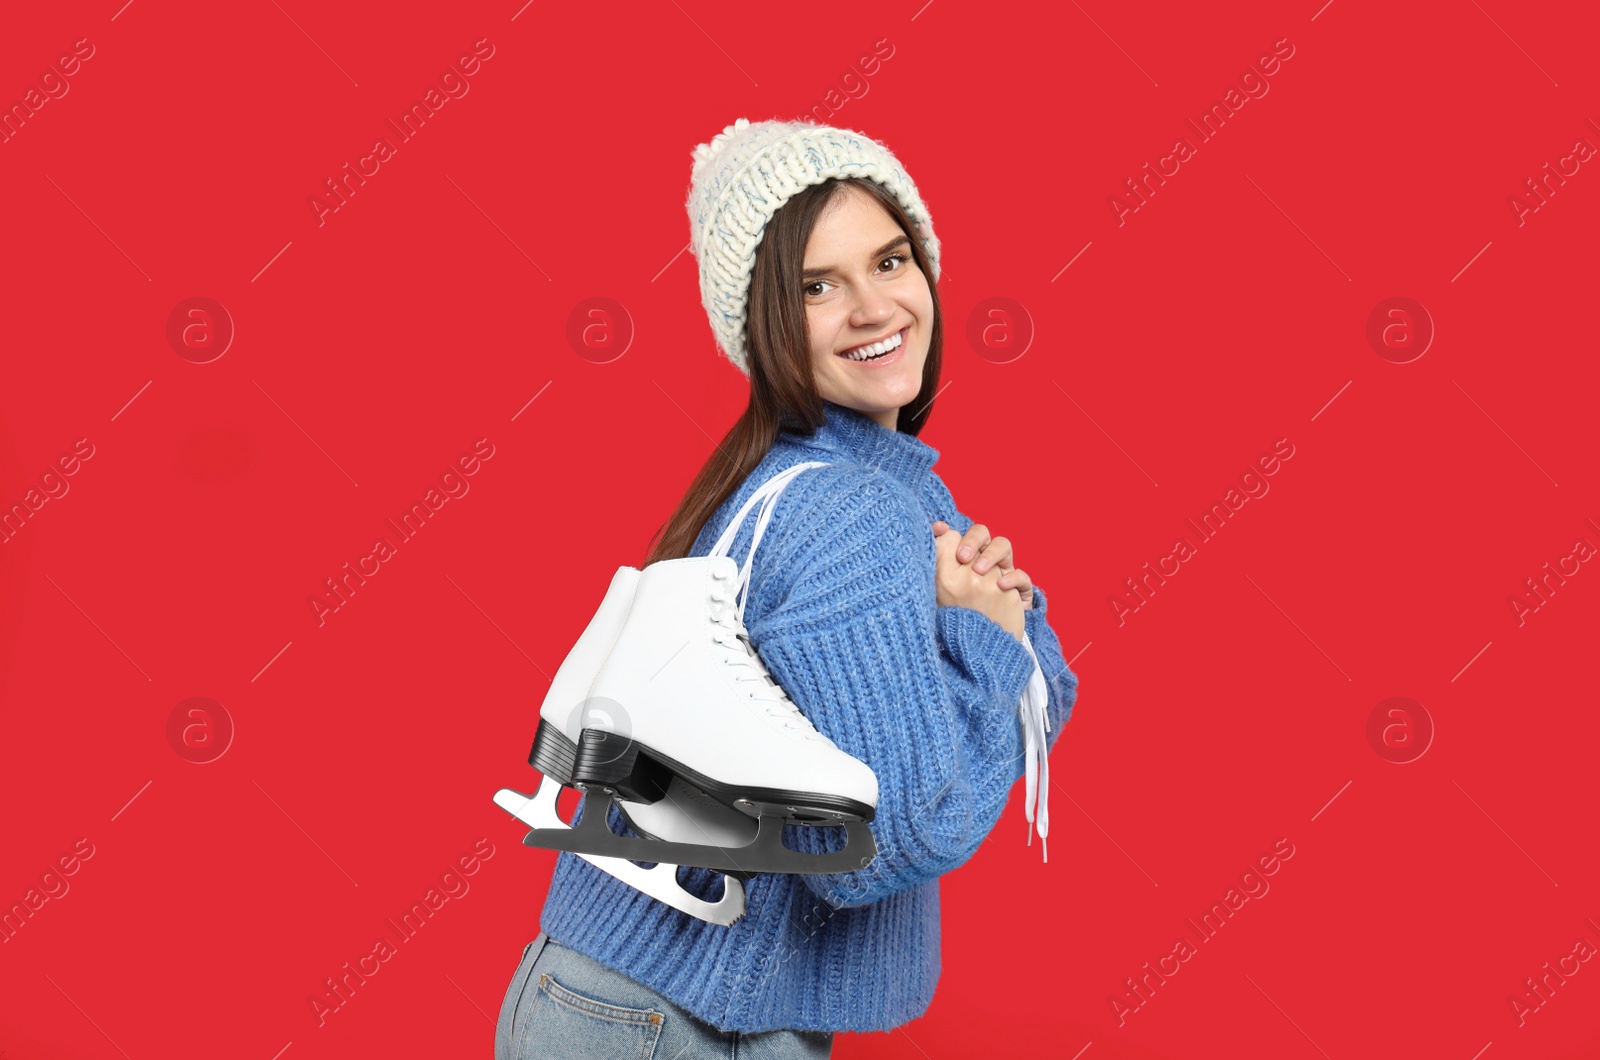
left=684, top=117, right=940, bottom=377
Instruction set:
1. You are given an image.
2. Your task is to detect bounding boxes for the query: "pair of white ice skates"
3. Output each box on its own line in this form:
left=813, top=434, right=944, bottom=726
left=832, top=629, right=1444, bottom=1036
left=493, top=462, right=878, bottom=926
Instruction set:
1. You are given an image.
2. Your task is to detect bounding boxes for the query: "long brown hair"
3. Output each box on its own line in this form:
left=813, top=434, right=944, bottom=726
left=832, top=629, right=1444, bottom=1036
left=644, top=177, right=945, bottom=567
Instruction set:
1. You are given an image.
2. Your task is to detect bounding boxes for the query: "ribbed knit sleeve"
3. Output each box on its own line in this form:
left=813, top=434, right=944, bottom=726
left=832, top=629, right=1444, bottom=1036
left=742, top=466, right=1041, bottom=909
left=934, top=604, right=1036, bottom=767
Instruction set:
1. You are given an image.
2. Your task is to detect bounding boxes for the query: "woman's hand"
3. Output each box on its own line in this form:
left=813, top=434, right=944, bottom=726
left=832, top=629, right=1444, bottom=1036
left=930, top=519, right=1034, bottom=610
left=933, top=524, right=1026, bottom=642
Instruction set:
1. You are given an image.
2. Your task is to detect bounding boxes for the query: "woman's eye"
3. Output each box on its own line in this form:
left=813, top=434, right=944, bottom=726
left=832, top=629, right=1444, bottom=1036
left=804, top=253, right=909, bottom=297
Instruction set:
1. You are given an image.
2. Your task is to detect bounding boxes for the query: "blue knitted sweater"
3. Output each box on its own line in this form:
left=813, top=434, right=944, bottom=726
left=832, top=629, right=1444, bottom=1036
left=537, top=399, right=1079, bottom=1033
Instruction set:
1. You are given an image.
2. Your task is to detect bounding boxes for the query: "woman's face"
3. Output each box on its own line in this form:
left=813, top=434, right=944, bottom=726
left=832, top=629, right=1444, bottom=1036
left=802, top=185, right=933, bottom=430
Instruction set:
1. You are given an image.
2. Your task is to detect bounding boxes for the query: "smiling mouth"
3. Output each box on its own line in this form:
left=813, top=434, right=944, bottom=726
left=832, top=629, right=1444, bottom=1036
left=837, top=326, right=907, bottom=361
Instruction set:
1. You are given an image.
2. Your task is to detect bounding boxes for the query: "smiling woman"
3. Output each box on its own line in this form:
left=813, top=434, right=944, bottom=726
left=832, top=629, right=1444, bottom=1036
left=495, top=117, right=1078, bottom=1060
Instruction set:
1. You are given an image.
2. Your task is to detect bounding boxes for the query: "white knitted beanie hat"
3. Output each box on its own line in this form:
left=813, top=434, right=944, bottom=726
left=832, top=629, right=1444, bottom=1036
left=685, top=117, right=941, bottom=377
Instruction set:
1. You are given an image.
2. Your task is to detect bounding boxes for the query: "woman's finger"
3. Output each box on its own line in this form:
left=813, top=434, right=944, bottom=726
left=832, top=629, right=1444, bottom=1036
left=958, top=523, right=990, bottom=564
left=998, top=567, right=1035, bottom=609
left=972, top=535, right=1012, bottom=575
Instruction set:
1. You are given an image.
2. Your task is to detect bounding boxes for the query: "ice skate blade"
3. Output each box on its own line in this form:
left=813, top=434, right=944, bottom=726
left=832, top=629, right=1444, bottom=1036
left=573, top=728, right=876, bottom=825
left=525, top=786, right=877, bottom=876
left=493, top=781, right=747, bottom=926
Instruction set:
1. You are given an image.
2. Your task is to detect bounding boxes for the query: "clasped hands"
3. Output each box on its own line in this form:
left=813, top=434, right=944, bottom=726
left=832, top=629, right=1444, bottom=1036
left=931, top=519, right=1032, bottom=644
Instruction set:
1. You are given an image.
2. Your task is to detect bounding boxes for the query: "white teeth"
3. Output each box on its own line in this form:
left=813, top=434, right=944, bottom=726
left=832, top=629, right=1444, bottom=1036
left=840, top=329, right=903, bottom=361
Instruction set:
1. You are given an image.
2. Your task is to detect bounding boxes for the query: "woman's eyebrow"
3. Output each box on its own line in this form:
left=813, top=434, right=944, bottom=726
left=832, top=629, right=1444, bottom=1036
left=802, top=235, right=911, bottom=279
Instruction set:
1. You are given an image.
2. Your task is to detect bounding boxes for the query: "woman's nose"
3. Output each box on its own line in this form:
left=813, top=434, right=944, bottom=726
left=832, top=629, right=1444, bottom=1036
left=849, top=283, right=895, bottom=325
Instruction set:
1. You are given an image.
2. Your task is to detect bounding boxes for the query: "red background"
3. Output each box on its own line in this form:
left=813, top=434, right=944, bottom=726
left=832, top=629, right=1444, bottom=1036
left=3, top=1, right=1598, bottom=1057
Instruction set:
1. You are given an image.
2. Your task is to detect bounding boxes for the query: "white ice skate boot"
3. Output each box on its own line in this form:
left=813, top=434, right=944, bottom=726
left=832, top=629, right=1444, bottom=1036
left=518, top=461, right=879, bottom=876
left=494, top=566, right=753, bottom=926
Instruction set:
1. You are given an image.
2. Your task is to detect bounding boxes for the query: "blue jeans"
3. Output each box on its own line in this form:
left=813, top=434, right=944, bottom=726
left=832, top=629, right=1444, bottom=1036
left=495, top=932, right=834, bottom=1059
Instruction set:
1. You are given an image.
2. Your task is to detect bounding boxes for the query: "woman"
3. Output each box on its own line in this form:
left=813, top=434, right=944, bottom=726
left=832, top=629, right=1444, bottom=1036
left=496, top=117, right=1079, bottom=1059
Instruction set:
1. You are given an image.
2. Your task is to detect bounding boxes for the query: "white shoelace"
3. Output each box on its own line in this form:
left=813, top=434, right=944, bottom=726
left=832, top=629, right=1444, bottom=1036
left=1017, top=635, right=1051, bottom=862
left=707, top=584, right=823, bottom=738
left=706, top=462, right=833, bottom=741
left=709, top=461, right=828, bottom=627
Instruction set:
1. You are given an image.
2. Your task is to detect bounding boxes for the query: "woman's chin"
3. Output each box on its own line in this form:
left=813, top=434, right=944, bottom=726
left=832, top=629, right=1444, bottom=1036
left=825, top=357, right=923, bottom=404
